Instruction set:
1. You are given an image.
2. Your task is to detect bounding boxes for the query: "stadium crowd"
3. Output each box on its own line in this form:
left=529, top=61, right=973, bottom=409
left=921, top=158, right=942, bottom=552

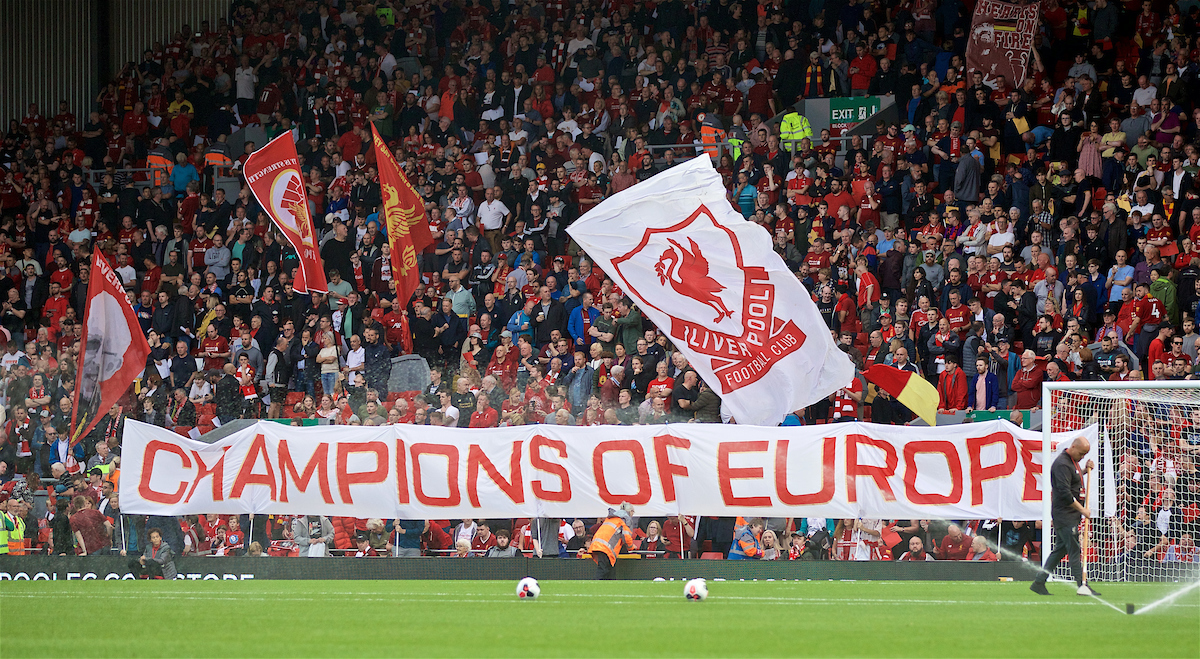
left=0, top=0, right=1197, bottom=566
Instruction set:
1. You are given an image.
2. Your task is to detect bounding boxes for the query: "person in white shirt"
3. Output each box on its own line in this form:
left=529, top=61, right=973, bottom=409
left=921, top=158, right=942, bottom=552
left=851, top=518, right=884, bottom=560
left=344, top=333, right=366, bottom=390
left=509, top=117, right=529, bottom=154
left=1, top=344, right=27, bottom=372
left=333, top=152, right=352, bottom=179
left=448, top=185, right=476, bottom=223
left=985, top=216, right=1015, bottom=256
left=476, top=187, right=512, bottom=254
left=188, top=377, right=213, bottom=403
left=1170, top=157, right=1191, bottom=197
left=1131, top=75, right=1158, bottom=107
left=454, top=519, right=478, bottom=546
left=234, top=54, right=258, bottom=118
left=437, top=391, right=460, bottom=426
left=115, top=255, right=136, bottom=285
left=374, top=44, right=396, bottom=79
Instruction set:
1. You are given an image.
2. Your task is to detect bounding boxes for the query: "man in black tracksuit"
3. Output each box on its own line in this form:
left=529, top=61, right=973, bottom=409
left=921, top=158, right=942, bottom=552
left=1031, top=437, right=1100, bottom=596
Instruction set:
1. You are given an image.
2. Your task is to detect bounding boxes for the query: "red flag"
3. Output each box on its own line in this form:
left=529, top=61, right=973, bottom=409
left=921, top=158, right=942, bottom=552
left=70, top=252, right=151, bottom=444
left=372, top=122, right=430, bottom=309
left=244, top=132, right=328, bottom=293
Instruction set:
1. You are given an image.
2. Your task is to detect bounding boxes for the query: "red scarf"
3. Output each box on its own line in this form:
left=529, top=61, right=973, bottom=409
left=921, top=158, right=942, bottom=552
left=582, top=307, right=592, bottom=345
left=105, top=414, right=123, bottom=441
left=353, top=262, right=365, bottom=290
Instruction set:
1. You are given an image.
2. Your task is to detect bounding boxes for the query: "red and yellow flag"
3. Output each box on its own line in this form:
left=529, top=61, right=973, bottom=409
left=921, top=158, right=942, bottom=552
left=371, top=123, right=432, bottom=308
left=863, top=364, right=939, bottom=426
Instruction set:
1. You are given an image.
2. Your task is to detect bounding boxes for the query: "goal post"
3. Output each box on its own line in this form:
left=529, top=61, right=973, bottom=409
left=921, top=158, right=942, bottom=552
left=1041, top=380, right=1200, bottom=583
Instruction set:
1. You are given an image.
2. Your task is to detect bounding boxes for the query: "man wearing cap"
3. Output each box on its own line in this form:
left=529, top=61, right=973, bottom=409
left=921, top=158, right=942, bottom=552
left=1094, top=333, right=1128, bottom=374
left=354, top=532, right=383, bottom=557
left=589, top=503, right=636, bottom=579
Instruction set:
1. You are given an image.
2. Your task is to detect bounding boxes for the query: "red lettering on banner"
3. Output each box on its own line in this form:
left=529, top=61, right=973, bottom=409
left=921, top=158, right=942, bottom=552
left=530, top=435, right=571, bottom=502
left=717, top=441, right=772, bottom=506
left=902, top=441, right=963, bottom=505
left=395, top=439, right=409, bottom=504
left=672, top=268, right=808, bottom=394
left=467, top=442, right=525, bottom=507
left=278, top=440, right=333, bottom=504
left=138, top=441, right=191, bottom=504
left=593, top=441, right=652, bottom=505
left=776, top=438, right=836, bottom=505
left=410, top=443, right=460, bottom=506
left=186, top=448, right=230, bottom=503
left=967, top=433, right=1017, bottom=506
left=653, top=434, right=691, bottom=502
left=230, top=434, right=277, bottom=500
left=336, top=442, right=390, bottom=504
left=1018, top=439, right=1044, bottom=501
left=846, top=434, right=897, bottom=502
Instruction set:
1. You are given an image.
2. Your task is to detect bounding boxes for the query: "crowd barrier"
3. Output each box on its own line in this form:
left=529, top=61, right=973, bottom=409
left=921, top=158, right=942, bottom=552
left=0, top=556, right=1050, bottom=581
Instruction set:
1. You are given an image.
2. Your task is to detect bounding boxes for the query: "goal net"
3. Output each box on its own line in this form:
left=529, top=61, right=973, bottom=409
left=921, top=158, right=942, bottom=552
left=1043, top=382, right=1200, bottom=583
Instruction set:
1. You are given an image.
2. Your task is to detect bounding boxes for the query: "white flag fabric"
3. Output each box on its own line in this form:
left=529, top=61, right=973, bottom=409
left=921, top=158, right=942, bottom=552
left=567, top=156, right=854, bottom=426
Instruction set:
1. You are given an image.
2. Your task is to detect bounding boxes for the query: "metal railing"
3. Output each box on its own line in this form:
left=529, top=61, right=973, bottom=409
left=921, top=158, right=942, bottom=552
left=640, top=134, right=873, bottom=167
left=86, top=167, right=154, bottom=189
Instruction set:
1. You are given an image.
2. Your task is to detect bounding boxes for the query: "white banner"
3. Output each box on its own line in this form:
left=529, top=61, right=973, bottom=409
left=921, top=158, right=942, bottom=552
left=566, top=156, right=854, bottom=426
left=120, top=420, right=1096, bottom=520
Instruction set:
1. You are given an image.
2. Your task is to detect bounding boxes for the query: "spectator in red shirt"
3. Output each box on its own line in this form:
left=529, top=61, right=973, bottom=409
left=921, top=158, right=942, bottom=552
left=1010, top=350, right=1045, bottom=410
left=646, top=359, right=675, bottom=410
left=469, top=391, right=499, bottom=427
left=944, top=288, right=971, bottom=340
left=967, top=535, right=998, bottom=561
left=68, top=495, right=111, bottom=555
left=937, top=356, right=969, bottom=413
left=471, top=521, right=498, bottom=555
left=937, top=524, right=971, bottom=560
left=855, top=256, right=881, bottom=332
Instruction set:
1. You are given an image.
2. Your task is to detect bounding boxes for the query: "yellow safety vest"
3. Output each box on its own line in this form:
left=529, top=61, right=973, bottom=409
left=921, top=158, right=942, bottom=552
left=0, top=514, right=10, bottom=555
left=780, top=112, right=812, bottom=151
left=728, top=137, right=745, bottom=161
left=6, top=514, right=25, bottom=555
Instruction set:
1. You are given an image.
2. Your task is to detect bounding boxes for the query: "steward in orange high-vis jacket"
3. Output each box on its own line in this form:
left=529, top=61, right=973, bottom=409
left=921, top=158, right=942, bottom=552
left=589, top=503, right=635, bottom=579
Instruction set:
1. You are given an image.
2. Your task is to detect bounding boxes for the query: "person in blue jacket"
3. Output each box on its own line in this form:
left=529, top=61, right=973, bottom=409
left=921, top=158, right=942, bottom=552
left=966, top=356, right=1000, bottom=412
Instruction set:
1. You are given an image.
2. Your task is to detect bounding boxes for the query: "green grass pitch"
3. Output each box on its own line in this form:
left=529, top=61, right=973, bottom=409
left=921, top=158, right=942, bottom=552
left=2, top=579, right=1197, bottom=657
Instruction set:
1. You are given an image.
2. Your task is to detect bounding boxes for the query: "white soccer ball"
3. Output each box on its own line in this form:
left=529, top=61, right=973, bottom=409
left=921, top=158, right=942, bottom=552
left=684, top=578, right=708, bottom=601
left=516, top=577, right=540, bottom=599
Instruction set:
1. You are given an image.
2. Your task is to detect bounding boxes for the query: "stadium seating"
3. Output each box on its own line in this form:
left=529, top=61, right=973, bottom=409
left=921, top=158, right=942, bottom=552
left=4, top=0, right=1191, bottom=572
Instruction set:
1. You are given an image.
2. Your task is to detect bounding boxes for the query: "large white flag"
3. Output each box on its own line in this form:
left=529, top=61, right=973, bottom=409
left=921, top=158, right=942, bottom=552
left=567, top=156, right=854, bottom=426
